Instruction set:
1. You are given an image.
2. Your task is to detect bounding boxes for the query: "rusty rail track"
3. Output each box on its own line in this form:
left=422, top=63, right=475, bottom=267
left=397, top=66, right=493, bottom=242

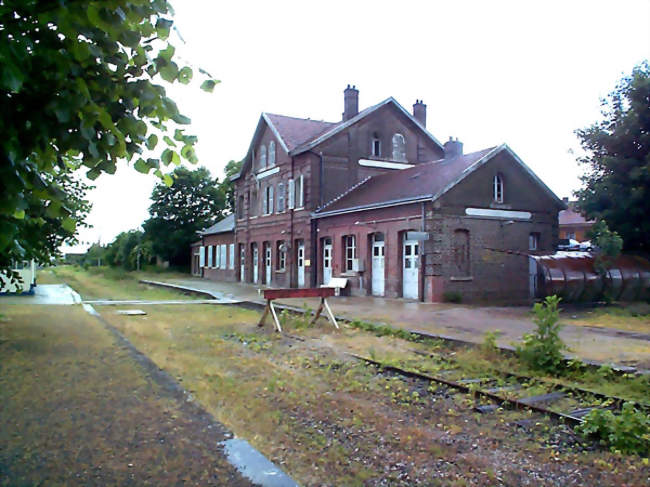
left=348, top=353, right=649, bottom=426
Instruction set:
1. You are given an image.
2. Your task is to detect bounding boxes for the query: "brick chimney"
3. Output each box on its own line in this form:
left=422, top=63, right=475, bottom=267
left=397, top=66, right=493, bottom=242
left=413, top=99, right=426, bottom=127
left=443, top=136, right=463, bottom=158
left=343, top=84, right=359, bottom=121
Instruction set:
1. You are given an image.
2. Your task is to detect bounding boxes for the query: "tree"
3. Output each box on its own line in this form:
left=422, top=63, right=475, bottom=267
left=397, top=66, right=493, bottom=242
left=575, top=62, right=650, bottom=251
left=0, top=1, right=217, bottom=285
left=143, top=166, right=225, bottom=267
left=104, top=230, right=147, bottom=270
left=220, top=159, right=243, bottom=212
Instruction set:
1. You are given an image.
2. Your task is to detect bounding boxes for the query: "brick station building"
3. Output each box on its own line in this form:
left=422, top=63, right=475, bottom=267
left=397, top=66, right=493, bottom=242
left=193, top=86, right=566, bottom=302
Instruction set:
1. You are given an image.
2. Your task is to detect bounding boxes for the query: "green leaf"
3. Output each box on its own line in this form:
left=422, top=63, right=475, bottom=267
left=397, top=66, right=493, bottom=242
left=134, top=159, right=149, bottom=173
left=159, top=44, right=176, bottom=62
left=178, top=66, right=192, bottom=84
left=159, top=62, right=179, bottom=82
left=163, top=135, right=176, bottom=147
left=61, top=218, right=77, bottom=233
left=147, top=134, right=158, bottom=150
left=200, top=79, right=219, bottom=93
left=163, top=174, right=174, bottom=187
left=156, top=18, right=174, bottom=40
left=12, top=209, right=25, bottom=220
left=161, top=148, right=174, bottom=165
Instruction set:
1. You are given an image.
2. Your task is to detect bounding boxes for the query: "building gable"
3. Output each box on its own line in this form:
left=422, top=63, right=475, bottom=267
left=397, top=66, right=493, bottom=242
left=439, top=145, right=566, bottom=213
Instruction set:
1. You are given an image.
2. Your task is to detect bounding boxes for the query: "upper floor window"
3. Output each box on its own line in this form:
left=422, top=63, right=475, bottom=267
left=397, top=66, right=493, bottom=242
left=268, top=141, right=276, bottom=167
left=529, top=232, right=540, bottom=251
left=259, top=145, right=267, bottom=170
left=277, top=182, right=286, bottom=212
left=237, top=195, right=245, bottom=219
left=493, top=174, right=504, bottom=203
left=392, top=133, right=406, bottom=161
left=371, top=133, right=381, bottom=157
left=262, top=184, right=274, bottom=215
left=289, top=175, right=304, bottom=209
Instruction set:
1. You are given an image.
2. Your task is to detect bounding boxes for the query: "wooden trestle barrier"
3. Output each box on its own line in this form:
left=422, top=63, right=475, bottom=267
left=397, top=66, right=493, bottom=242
left=257, top=287, right=339, bottom=332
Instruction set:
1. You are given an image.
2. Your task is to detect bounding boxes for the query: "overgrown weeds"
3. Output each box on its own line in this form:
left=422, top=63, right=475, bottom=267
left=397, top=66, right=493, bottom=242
left=577, top=402, right=650, bottom=456
left=516, top=295, right=567, bottom=375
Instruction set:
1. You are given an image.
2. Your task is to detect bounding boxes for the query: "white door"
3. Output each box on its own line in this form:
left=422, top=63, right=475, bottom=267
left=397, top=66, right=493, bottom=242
left=322, top=240, right=332, bottom=285
left=297, top=241, right=305, bottom=287
left=372, top=237, right=385, bottom=296
left=264, top=244, right=272, bottom=286
left=239, top=246, right=245, bottom=281
left=402, top=239, right=419, bottom=299
left=252, top=244, right=259, bottom=283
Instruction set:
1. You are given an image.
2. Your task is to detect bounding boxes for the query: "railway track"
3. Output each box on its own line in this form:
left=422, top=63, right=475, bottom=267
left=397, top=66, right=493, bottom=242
left=349, top=353, right=649, bottom=426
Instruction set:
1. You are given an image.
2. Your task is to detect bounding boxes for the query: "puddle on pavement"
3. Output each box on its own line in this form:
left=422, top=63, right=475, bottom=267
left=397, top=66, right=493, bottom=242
left=0, top=284, right=80, bottom=305
left=221, top=438, right=299, bottom=487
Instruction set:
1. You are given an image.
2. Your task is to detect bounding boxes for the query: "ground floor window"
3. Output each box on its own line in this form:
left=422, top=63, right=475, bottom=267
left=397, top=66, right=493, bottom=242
left=344, top=235, right=356, bottom=272
left=529, top=232, right=540, bottom=251
left=229, top=244, right=235, bottom=269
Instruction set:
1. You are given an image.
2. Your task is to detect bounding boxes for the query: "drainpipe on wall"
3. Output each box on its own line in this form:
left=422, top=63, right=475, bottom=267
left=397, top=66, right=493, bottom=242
left=419, top=201, right=426, bottom=302
left=290, top=155, right=295, bottom=287
left=306, top=150, right=324, bottom=288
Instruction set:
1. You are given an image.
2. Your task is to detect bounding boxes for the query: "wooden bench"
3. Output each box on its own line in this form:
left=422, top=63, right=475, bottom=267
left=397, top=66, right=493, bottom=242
left=258, top=287, right=339, bottom=332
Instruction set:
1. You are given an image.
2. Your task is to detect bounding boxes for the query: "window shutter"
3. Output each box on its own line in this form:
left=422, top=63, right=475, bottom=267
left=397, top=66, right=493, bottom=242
left=229, top=244, right=235, bottom=269
left=288, top=179, right=295, bottom=209
left=269, top=185, right=274, bottom=214
left=207, top=245, right=213, bottom=267
left=199, top=246, right=205, bottom=267
left=298, top=175, right=304, bottom=207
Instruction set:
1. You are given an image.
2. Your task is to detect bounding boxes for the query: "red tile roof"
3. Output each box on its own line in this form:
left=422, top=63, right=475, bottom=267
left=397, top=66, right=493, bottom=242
left=264, top=113, right=339, bottom=152
left=559, top=203, right=594, bottom=226
left=315, top=147, right=498, bottom=216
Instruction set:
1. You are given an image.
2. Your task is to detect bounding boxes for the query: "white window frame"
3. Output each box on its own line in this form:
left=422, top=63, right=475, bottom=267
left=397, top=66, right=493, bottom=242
left=392, top=133, right=406, bottom=162
left=493, top=174, right=504, bottom=203
left=228, top=244, right=235, bottom=269
left=220, top=244, right=227, bottom=269
left=371, top=137, right=381, bottom=157
left=529, top=233, right=539, bottom=251
left=277, top=182, right=285, bottom=212
left=199, top=246, right=205, bottom=267
left=263, top=184, right=274, bottom=215
left=268, top=141, right=276, bottom=167
left=259, top=144, right=267, bottom=170
left=295, top=174, right=304, bottom=209
left=344, top=235, right=356, bottom=272
left=288, top=178, right=295, bottom=209
left=215, top=245, right=221, bottom=268
left=207, top=245, right=213, bottom=268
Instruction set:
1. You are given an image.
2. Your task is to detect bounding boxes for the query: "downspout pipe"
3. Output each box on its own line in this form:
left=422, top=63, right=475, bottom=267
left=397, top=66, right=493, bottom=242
left=420, top=201, right=426, bottom=302
left=306, top=150, right=324, bottom=287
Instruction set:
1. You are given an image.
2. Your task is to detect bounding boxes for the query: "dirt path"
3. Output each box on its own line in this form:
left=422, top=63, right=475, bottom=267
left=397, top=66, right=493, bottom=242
left=0, top=304, right=256, bottom=486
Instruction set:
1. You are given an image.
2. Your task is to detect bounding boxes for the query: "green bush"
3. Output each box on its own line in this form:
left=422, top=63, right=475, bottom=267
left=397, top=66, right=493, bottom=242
left=481, top=330, right=501, bottom=356
left=577, top=402, right=650, bottom=455
left=516, top=295, right=567, bottom=375
left=442, top=291, right=462, bottom=303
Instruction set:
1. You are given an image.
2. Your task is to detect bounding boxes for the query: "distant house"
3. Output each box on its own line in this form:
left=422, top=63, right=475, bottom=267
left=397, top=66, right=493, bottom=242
left=0, top=260, right=36, bottom=294
left=191, top=214, right=236, bottom=280
left=559, top=198, right=594, bottom=242
left=191, top=85, right=566, bottom=302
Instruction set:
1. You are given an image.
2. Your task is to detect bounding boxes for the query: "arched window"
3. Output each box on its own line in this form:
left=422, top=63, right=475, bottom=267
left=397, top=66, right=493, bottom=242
left=392, top=133, right=406, bottom=161
left=259, top=145, right=267, bottom=170
left=453, top=229, right=470, bottom=277
left=268, top=141, right=276, bottom=167
left=493, top=174, right=504, bottom=203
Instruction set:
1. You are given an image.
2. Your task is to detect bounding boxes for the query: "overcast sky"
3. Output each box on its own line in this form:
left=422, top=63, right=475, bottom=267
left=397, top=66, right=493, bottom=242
left=66, top=0, right=650, bottom=252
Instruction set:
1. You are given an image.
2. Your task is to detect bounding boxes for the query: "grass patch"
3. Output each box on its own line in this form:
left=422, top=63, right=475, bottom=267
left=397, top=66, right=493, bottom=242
left=0, top=305, right=247, bottom=485
left=50, top=265, right=199, bottom=301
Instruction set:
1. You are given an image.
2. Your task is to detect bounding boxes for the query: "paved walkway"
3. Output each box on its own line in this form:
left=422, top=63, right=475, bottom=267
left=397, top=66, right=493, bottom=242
left=148, top=277, right=650, bottom=370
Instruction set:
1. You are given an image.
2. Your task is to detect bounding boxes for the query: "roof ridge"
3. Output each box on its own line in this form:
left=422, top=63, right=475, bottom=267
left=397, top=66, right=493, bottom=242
left=264, top=112, right=337, bottom=124
left=317, top=176, right=373, bottom=212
